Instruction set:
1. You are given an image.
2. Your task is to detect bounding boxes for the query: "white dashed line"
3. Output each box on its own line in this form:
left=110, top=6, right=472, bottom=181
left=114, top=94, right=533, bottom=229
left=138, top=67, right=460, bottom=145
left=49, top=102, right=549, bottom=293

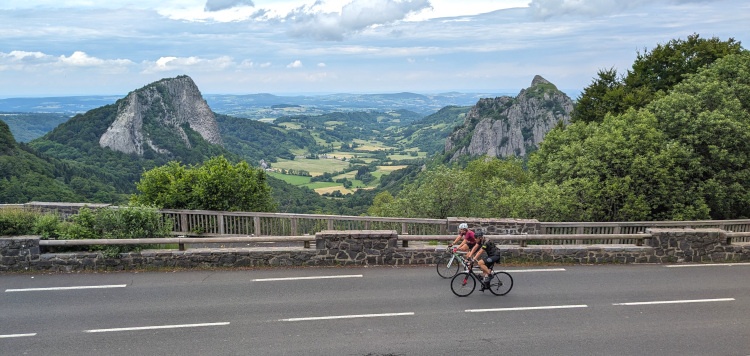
left=0, top=333, right=36, bottom=338
left=465, top=304, right=588, bottom=313
left=252, top=274, right=363, bottom=282
left=506, top=268, right=566, bottom=273
left=5, top=284, right=127, bottom=292
left=665, top=263, right=750, bottom=268
left=85, top=322, right=230, bottom=333
left=279, top=312, right=414, bottom=322
left=612, top=298, right=735, bottom=306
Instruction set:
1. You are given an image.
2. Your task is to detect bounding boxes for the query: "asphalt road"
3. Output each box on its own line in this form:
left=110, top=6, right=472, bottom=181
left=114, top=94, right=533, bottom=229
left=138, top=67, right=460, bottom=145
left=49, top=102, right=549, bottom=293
left=2, top=263, right=749, bottom=356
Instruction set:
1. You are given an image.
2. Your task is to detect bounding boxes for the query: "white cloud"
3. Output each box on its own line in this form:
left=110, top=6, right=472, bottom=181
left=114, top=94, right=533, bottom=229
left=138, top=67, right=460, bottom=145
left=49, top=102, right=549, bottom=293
left=286, top=0, right=431, bottom=40
left=204, top=0, right=255, bottom=12
left=142, top=55, right=235, bottom=73
left=286, top=60, right=303, bottom=68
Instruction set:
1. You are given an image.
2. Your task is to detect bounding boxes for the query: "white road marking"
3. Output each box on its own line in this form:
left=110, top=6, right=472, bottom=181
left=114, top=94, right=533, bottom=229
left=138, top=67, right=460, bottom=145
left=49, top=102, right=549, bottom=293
left=252, top=274, right=363, bottom=282
left=612, top=298, right=735, bottom=306
left=665, top=263, right=750, bottom=268
left=279, top=312, right=414, bottom=322
left=0, top=333, right=36, bottom=338
left=505, top=268, right=566, bottom=272
left=5, top=284, right=127, bottom=292
left=85, top=322, right=230, bottom=333
left=465, top=305, right=588, bottom=313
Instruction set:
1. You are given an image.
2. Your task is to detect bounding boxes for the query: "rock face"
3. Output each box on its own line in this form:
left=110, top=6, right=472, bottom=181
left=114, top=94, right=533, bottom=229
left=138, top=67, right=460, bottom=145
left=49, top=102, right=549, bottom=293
left=99, top=75, right=223, bottom=155
left=445, top=75, right=573, bottom=161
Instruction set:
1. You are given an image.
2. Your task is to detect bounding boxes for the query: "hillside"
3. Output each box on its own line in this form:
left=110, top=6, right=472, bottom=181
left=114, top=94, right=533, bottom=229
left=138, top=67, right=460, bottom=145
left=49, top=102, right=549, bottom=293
left=0, top=112, right=72, bottom=142
left=0, top=120, right=119, bottom=203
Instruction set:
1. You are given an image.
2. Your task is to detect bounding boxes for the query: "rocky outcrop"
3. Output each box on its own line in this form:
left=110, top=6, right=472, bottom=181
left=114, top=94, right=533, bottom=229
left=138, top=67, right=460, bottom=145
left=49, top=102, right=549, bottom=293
left=99, top=76, right=223, bottom=155
left=445, top=75, right=573, bottom=161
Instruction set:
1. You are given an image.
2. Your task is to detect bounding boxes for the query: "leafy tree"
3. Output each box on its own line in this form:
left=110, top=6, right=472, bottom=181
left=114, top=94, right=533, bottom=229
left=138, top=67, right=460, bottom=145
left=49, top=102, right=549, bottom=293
left=572, top=34, right=743, bottom=123
left=648, top=51, right=750, bottom=219
left=131, top=156, right=276, bottom=212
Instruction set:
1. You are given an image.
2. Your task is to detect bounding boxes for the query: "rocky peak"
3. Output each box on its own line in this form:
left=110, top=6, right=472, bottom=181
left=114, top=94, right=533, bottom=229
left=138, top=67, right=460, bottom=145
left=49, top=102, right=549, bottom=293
left=445, top=75, right=573, bottom=161
left=99, top=75, right=223, bottom=155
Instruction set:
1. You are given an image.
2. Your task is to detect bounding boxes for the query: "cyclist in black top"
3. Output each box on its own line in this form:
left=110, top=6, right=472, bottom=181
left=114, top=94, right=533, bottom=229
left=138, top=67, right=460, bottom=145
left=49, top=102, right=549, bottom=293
left=466, top=229, right=501, bottom=288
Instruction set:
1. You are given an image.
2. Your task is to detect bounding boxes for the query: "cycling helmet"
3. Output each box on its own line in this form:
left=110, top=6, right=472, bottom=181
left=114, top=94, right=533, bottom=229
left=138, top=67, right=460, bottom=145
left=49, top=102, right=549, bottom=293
left=458, top=223, right=468, bottom=230
left=475, top=229, right=485, bottom=237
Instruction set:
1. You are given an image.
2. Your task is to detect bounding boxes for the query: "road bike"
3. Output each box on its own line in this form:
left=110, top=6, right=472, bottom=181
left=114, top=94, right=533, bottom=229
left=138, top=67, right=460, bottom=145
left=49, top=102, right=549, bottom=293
left=450, top=259, right=513, bottom=297
left=435, top=246, right=469, bottom=278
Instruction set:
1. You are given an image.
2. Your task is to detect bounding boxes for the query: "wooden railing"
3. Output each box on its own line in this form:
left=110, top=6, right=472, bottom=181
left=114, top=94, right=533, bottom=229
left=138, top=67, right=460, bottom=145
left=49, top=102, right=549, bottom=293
left=158, top=209, right=750, bottom=244
left=160, top=209, right=447, bottom=237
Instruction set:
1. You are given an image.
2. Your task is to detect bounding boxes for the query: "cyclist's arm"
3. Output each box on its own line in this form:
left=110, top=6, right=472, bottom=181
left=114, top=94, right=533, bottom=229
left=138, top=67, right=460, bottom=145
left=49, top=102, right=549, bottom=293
left=466, top=244, right=481, bottom=260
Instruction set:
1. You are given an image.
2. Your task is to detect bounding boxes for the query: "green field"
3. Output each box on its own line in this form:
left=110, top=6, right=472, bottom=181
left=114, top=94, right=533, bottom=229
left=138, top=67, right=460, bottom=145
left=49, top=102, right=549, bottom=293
left=272, top=157, right=350, bottom=176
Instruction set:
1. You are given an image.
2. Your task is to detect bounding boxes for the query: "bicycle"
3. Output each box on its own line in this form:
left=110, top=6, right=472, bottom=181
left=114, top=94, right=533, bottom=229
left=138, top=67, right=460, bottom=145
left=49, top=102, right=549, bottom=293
left=435, top=246, right=470, bottom=278
left=450, top=259, right=513, bottom=297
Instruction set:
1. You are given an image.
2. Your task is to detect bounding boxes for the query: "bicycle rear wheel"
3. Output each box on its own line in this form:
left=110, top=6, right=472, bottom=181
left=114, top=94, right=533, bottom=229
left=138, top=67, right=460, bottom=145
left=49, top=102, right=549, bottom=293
left=436, top=253, right=461, bottom=278
left=450, top=272, right=476, bottom=297
left=488, top=271, right=513, bottom=296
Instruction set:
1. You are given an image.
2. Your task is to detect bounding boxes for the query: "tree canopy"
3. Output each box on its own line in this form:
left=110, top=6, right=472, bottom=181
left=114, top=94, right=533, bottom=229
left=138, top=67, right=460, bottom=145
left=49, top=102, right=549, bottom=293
left=131, top=156, right=276, bottom=212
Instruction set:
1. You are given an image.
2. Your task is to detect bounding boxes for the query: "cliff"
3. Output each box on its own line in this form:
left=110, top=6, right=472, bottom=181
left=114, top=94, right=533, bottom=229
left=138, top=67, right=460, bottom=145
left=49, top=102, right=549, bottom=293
left=99, top=75, right=223, bottom=155
left=445, top=75, right=573, bottom=161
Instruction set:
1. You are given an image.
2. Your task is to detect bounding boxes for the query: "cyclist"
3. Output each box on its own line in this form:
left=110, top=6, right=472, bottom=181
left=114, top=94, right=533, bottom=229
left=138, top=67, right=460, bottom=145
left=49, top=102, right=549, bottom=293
left=447, top=223, right=476, bottom=252
left=466, top=229, right=501, bottom=289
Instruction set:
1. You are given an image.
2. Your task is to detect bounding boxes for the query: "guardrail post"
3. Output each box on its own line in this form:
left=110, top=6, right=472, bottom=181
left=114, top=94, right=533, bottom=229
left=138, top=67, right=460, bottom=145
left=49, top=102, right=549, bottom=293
left=254, top=216, right=261, bottom=236
left=327, top=219, right=334, bottom=230
left=180, top=213, right=188, bottom=234
left=217, top=213, right=225, bottom=235
left=401, top=233, right=408, bottom=247
left=291, top=218, right=298, bottom=236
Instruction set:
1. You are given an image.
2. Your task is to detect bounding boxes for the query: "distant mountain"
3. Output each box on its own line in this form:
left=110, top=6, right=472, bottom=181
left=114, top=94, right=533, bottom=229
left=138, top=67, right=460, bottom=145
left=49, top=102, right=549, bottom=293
left=0, top=91, right=521, bottom=118
left=0, top=112, right=72, bottom=142
left=445, top=75, right=574, bottom=162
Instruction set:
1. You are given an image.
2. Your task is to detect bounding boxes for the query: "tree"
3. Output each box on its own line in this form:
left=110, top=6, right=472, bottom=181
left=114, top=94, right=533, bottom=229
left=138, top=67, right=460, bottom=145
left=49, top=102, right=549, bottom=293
left=131, top=156, right=276, bottom=212
left=529, top=108, right=710, bottom=221
left=648, top=51, right=750, bottom=219
left=572, top=34, right=743, bottom=123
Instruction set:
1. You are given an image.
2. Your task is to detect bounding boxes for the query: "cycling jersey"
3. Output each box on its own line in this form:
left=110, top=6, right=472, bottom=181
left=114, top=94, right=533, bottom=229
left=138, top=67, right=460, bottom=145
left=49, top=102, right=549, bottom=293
left=462, top=229, right=476, bottom=247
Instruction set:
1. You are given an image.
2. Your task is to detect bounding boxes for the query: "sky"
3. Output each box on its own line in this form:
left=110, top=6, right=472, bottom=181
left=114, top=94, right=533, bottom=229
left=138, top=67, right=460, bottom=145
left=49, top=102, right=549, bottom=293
left=0, top=0, right=748, bottom=98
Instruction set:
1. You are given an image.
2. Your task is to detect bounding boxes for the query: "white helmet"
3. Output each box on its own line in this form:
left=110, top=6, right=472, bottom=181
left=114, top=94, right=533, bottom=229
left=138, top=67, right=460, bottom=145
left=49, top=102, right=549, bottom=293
left=458, top=223, right=468, bottom=229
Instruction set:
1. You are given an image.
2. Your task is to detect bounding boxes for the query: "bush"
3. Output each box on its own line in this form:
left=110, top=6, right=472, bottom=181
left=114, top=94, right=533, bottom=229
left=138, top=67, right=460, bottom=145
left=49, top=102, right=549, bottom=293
left=57, top=206, right=173, bottom=257
left=33, top=213, right=61, bottom=239
left=0, top=207, right=37, bottom=235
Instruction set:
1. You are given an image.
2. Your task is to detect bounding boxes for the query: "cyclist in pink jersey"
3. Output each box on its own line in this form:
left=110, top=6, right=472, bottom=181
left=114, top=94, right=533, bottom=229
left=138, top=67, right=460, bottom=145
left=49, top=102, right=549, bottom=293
left=447, top=223, right=477, bottom=252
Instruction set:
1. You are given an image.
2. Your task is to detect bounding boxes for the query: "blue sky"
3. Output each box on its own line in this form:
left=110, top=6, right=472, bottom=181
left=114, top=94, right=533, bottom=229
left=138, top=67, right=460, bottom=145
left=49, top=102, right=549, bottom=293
left=1, top=0, right=748, bottom=98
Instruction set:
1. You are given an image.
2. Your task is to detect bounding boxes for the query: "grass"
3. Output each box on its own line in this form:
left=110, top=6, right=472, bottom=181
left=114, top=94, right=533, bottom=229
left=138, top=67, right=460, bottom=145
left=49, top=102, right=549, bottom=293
left=272, top=157, right=350, bottom=176
left=267, top=172, right=312, bottom=185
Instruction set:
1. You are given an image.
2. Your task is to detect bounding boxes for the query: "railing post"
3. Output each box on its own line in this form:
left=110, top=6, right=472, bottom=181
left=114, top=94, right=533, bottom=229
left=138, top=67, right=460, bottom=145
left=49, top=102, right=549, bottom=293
left=217, top=213, right=225, bottom=235
left=254, top=216, right=261, bottom=236
left=401, top=222, right=408, bottom=235
left=327, top=219, right=334, bottom=230
left=180, top=212, right=188, bottom=235
left=401, top=233, right=408, bottom=247
left=291, top=218, right=298, bottom=236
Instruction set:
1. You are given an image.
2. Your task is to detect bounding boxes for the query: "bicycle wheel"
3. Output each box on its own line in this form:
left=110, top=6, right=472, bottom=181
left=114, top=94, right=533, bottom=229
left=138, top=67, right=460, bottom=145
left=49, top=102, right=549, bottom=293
left=488, top=271, right=513, bottom=296
left=436, top=253, right=461, bottom=278
left=450, top=272, right=476, bottom=297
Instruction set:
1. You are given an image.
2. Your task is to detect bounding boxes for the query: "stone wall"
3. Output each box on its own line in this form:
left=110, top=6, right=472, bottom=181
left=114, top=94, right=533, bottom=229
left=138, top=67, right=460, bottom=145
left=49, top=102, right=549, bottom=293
left=447, top=217, right=540, bottom=235
left=2, top=229, right=749, bottom=272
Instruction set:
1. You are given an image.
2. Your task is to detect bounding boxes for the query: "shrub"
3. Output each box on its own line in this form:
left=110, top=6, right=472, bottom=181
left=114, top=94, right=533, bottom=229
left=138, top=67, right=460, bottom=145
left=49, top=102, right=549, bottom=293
left=0, top=207, right=37, bottom=235
left=33, top=213, right=61, bottom=239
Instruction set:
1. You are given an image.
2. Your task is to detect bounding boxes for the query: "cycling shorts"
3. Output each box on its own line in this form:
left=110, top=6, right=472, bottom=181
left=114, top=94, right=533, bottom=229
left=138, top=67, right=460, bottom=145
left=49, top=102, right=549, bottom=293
left=484, top=255, right=501, bottom=266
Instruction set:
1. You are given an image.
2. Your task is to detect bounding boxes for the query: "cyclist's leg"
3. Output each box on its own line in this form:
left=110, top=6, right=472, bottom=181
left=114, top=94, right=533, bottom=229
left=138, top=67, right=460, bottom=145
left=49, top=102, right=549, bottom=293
left=457, top=242, right=469, bottom=252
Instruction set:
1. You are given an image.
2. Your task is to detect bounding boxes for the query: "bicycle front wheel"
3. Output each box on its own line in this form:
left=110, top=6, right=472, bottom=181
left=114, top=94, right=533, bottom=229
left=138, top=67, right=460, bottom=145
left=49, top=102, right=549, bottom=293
left=436, top=254, right=461, bottom=278
left=450, top=272, right=476, bottom=297
left=488, top=271, right=513, bottom=296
